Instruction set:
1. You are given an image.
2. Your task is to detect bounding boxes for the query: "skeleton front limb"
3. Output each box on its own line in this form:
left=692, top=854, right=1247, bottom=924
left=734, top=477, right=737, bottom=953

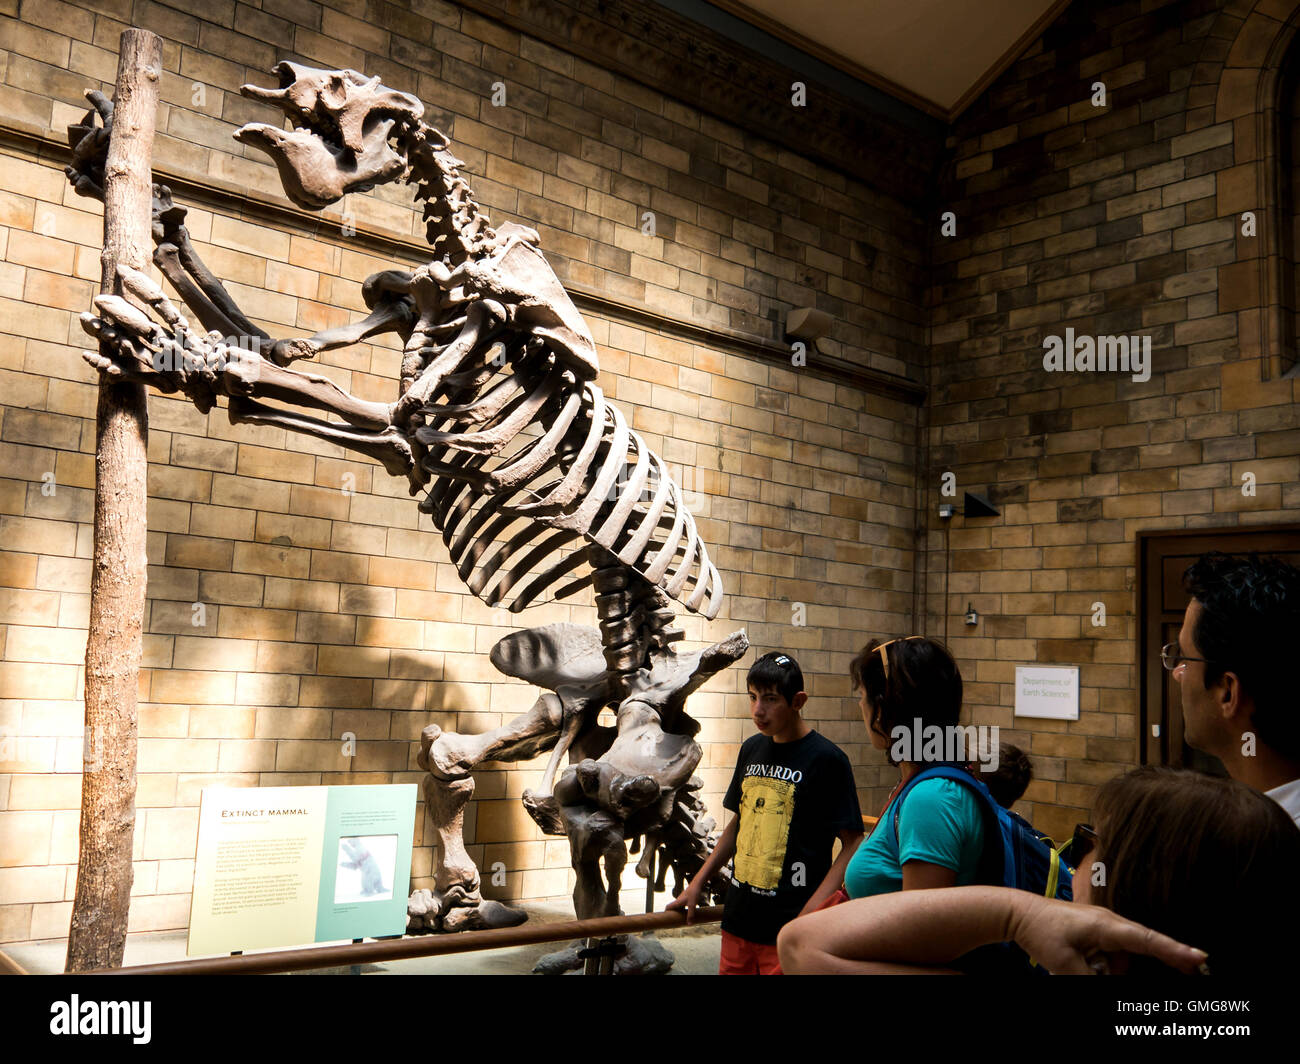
left=152, top=195, right=417, bottom=372
left=68, top=109, right=414, bottom=390
left=83, top=265, right=425, bottom=487
left=226, top=396, right=415, bottom=481
left=65, top=98, right=272, bottom=352
left=269, top=270, right=417, bottom=366
left=87, top=265, right=394, bottom=425
left=150, top=184, right=272, bottom=347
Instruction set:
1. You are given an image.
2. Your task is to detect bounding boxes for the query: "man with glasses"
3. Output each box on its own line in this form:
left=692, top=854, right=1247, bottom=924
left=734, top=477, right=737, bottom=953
left=1163, top=552, right=1300, bottom=825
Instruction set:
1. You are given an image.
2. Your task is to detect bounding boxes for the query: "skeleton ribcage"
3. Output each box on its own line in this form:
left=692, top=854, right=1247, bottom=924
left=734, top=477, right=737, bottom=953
left=410, top=335, right=723, bottom=621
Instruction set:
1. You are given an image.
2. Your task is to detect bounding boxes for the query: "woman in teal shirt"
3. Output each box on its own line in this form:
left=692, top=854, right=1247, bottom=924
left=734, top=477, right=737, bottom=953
left=800, top=636, right=986, bottom=912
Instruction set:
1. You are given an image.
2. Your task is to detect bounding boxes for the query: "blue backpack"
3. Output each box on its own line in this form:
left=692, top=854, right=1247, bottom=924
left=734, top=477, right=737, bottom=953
left=891, top=764, right=1074, bottom=972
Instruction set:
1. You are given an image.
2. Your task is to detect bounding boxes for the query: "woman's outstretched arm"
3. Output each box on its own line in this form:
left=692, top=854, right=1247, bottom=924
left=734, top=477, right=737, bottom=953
left=777, top=887, right=1208, bottom=975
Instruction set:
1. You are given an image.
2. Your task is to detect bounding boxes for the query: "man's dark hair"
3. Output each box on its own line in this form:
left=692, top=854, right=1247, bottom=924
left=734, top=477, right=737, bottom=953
left=849, top=637, right=962, bottom=764
left=981, top=744, right=1033, bottom=808
left=747, top=651, right=804, bottom=704
left=1182, top=552, right=1300, bottom=761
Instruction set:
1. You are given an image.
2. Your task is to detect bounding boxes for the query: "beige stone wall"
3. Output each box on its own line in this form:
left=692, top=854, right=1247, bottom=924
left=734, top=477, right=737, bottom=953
left=926, top=0, right=1300, bottom=844
left=0, top=0, right=923, bottom=944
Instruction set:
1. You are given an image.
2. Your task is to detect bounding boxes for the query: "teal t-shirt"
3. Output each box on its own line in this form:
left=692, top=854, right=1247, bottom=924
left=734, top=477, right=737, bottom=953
left=843, top=778, right=985, bottom=899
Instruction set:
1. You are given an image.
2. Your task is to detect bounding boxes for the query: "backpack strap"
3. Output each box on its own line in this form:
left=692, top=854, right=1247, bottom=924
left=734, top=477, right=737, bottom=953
left=891, top=764, right=1006, bottom=885
left=1046, top=837, right=1073, bottom=899
left=891, top=764, right=989, bottom=840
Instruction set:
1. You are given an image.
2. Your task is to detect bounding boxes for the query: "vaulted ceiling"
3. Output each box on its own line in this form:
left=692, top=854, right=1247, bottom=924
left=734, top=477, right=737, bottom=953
left=703, top=0, right=1071, bottom=119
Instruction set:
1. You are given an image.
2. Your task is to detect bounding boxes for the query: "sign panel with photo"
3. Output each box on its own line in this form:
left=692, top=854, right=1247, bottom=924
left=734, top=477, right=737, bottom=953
left=188, top=784, right=416, bottom=955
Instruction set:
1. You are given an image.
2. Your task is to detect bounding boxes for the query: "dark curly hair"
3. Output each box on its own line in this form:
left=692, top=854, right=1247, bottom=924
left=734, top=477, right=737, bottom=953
left=982, top=743, right=1033, bottom=808
left=1092, top=767, right=1300, bottom=976
left=849, top=636, right=962, bottom=764
left=1182, top=552, right=1300, bottom=760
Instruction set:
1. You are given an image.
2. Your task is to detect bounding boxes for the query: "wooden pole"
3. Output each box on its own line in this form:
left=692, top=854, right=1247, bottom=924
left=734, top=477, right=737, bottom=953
left=65, top=28, right=163, bottom=973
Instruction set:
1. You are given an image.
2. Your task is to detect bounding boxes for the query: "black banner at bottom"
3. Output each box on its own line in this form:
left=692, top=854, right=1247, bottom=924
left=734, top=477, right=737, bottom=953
left=1, top=973, right=1279, bottom=1051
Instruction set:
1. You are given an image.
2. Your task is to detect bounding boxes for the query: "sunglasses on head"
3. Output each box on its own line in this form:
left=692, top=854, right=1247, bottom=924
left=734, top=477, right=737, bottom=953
left=874, top=636, right=924, bottom=682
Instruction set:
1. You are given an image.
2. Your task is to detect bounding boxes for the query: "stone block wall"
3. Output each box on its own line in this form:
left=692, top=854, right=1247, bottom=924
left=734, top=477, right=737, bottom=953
left=0, top=0, right=926, bottom=943
left=927, top=0, right=1300, bottom=843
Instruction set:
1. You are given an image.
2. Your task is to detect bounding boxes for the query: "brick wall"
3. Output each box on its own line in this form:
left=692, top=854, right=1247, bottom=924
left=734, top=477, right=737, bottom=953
left=0, top=0, right=925, bottom=943
left=927, top=0, right=1300, bottom=843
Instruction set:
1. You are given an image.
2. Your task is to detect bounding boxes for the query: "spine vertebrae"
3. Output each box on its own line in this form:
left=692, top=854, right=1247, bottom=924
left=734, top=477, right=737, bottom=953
left=591, top=547, right=683, bottom=682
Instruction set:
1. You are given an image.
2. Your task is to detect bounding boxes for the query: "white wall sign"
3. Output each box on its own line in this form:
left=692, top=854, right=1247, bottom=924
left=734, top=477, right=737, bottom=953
left=1014, top=666, right=1080, bottom=720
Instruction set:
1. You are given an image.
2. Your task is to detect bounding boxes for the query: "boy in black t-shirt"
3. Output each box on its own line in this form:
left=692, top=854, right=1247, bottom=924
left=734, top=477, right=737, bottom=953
left=667, top=652, right=863, bottom=973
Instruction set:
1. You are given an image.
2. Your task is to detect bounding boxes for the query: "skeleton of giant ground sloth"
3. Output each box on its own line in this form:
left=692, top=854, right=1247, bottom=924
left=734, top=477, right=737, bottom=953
left=69, top=64, right=748, bottom=966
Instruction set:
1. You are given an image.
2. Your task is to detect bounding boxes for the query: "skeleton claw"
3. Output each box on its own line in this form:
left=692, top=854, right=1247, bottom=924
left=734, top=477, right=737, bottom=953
left=81, top=347, right=125, bottom=378
left=118, top=264, right=186, bottom=329
left=91, top=293, right=159, bottom=339
left=64, top=90, right=114, bottom=201
left=80, top=271, right=230, bottom=411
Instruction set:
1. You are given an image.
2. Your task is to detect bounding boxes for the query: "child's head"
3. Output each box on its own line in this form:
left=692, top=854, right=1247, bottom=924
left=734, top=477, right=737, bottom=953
left=981, top=743, right=1033, bottom=808
left=746, top=652, right=807, bottom=738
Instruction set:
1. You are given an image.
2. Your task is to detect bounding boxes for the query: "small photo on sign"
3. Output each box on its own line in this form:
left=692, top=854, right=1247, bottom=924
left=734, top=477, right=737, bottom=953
left=335, top=834, right=396, bottom=904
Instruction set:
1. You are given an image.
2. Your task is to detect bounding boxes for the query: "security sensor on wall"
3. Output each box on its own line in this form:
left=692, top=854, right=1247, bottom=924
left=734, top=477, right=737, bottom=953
left=938, top=503, right=956, bottom=518
left=785, top=307, right=833, bottom=341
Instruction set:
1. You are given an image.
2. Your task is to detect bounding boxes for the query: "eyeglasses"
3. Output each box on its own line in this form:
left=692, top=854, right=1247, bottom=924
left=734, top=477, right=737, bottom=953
left=1160, top=642, right=1210, bottom=671
left=1066, top=823, right=1099, bottom=868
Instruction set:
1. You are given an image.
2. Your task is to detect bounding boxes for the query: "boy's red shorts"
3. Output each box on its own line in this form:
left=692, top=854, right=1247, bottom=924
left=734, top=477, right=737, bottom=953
left=719, top=929, right=783, bottom=975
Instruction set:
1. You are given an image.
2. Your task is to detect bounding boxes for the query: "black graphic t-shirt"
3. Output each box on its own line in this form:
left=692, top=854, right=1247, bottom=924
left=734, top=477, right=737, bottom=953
left=721, top=729, right=863, bottom=945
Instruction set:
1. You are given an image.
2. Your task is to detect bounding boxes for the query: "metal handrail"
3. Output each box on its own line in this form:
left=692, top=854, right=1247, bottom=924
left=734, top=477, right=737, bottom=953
left=89, top=906, right=724, bottom=975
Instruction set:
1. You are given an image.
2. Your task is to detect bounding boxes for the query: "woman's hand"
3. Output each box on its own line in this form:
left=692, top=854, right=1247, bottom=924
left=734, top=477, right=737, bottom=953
left=1010, top=895, right=1208, bottom=974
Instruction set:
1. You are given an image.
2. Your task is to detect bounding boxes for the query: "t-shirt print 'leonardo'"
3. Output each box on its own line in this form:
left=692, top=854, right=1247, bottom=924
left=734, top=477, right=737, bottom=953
left=733, top=764, right=802, bottom=893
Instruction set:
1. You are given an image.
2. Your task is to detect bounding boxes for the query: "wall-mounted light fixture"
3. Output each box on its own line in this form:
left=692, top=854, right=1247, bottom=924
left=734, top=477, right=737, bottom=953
left=784, top=307, right=833, bottom=341
left=962, top=492, right=1000, bottom=518
left=964, top=602, right=978, bottom=626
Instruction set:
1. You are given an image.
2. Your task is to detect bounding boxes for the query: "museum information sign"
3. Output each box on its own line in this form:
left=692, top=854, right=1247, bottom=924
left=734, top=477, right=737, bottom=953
left=187, top=784, right=416, bottom=955
left=1014, top=666, right=1080, bottom=720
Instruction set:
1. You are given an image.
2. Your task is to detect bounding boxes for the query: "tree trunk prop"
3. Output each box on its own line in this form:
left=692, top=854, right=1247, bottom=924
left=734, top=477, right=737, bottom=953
left=65, top=28, right=162, bottom=973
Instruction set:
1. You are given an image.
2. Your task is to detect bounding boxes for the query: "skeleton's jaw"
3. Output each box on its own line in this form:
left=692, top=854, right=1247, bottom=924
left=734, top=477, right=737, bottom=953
left=234, top=124, right=339, bottom=210
left=234, top=120, right=408, bottom=210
